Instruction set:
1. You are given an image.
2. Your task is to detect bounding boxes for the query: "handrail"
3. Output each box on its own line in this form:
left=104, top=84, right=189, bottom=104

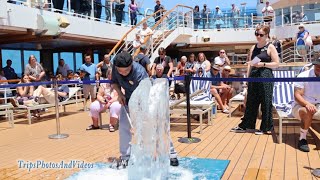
left=0, top=79, right=21, bottom=83
left=133, top=4, right=193, bottom=57
left=107, top=9, right=163, bottom=57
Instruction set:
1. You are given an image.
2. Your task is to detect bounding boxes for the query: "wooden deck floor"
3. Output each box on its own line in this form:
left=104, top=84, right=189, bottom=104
left=0, top=104, right=320, bottom=180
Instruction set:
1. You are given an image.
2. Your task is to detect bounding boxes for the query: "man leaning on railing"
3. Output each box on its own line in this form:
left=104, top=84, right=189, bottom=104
left=261, top=1, right=274, bottom=24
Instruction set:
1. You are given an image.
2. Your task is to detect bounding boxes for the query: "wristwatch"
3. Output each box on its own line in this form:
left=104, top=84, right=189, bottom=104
left=264, top=63, right=266, bottom=67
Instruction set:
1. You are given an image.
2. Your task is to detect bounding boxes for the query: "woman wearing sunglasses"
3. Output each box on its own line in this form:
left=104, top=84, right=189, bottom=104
left=231, top=25, right=279, bottom=135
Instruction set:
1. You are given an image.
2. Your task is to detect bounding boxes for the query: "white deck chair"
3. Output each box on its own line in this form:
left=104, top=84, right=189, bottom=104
left=16, top=87, right=84, bottom=125
left=228, top=74, right=247, bottom=117
left=170, top=73, right=215, bottom=134
left=0, top=104, right=14, bottom=128
left=272, top=70, right=320, bottom=143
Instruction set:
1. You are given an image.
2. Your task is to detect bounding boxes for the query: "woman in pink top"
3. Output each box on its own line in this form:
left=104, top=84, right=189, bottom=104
left=86, top=69, right=121, bottom=132
left=129, top=0, right=139, bottom=25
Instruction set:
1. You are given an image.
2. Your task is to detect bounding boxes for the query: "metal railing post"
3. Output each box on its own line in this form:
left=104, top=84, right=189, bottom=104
left=290, top=6, right=293, bottom=26
left=273, top=10, right=276, bottom=27
left=251, top=13, right=253, bottom=28
left=110, top=1, right=113, bottom=23
left=176, top=11, right=179, bottom=28
left=191, top=10, right=194, bottom=30
left=182, top=9, right=185, bottom=30
left=68, top=0, right=71, bottom=13
left=48, top=78, right=69, bottom=139
left=128, top=6, right=131, bottom=25
left=281, top=8, right=284, bottom=27
left=294, top=41, right=296, bottom=62
left=125, top=36, right=128, bottom=48
left=91, top=0, right=94, bottom=19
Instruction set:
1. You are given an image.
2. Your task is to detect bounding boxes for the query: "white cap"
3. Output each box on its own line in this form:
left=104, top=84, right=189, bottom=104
left=224, top=65, right=231, bottom=70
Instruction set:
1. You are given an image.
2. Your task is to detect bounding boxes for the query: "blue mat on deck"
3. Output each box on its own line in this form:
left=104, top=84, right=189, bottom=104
left=67, top=157, right=230, bottom=180
left=179, top=157, right=230, bottom=179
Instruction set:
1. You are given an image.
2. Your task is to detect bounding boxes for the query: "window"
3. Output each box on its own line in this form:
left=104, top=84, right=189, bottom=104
left=1, top=49, right=22, bottom=77
left=94, top=53, right=99, bottom=64
left=53, top=53, right=59, bottom=74
left=75, top=53, right=83, bottom=71
left=24, top=50, right=40, bottom=68
left=60, top=52, right=74, bottom=72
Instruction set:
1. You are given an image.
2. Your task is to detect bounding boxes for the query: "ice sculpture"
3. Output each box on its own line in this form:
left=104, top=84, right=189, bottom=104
left=128, top=78, right=170, bottom=180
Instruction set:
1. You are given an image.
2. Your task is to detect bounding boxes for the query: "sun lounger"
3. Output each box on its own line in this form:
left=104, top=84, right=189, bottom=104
left=170, top=73, right=216, bottom=134
left=170, top=100, right=215, bottom=134
left=272, top=70, right=320, bottom=143
left=0, top=104, right=14, bottom=128
left=16, top=87, right=84, bottom=124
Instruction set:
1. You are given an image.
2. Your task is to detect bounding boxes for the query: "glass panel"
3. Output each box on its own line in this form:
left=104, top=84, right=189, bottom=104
left=75, top=53, right=83, bottom=71
left=24, top=50, right=40, bottom=68
left=274, top=9, right=282, bottom=26
left=59, top=52, right=74, bottom=73
left=283, top=7, right=291, bottom=25
left=292, top=5, right=303, bottom=24
left=94, top=53, right=99, bottom=64
left=304, top=3, right=320, bottom=22
left=53, top=53, right=59, bottom=74
left=1, top=49, right=22, bottom=77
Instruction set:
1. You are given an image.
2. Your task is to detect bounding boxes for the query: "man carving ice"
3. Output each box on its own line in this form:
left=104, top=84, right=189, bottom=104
left=111, top=52, right=179, bottom=167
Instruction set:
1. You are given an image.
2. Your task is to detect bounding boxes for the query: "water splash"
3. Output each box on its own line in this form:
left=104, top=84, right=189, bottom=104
left=128, top=78, right=170, bottom=180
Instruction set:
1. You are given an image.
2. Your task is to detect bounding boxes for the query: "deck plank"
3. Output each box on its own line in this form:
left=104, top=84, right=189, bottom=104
left=295, top=126, right=313, bottom=180
left=243, top=134, right=269, bottom=180
left=256, top=134, right=276, bottom=180
left=284, top=125, right=298, bottom=180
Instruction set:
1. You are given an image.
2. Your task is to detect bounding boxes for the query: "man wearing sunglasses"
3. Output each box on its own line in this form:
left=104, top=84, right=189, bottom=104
left=214, top=49, right=230, bottom=67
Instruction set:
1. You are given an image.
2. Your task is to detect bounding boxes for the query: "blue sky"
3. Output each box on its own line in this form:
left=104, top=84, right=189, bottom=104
left=138, top=0, right=257, bottom=10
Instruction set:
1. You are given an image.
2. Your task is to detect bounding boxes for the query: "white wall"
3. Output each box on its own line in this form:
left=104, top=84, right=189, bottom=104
left=0, top=3, right=132, bottom=41
left=273, top=24, right=320, bottom=39
left=184, top=28, right=257, bottom=44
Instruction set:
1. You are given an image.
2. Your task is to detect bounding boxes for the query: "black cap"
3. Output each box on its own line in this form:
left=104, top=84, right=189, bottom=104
left=312, top=58, right=320, bottom=65
left=114, top=52, right=133, bottom=67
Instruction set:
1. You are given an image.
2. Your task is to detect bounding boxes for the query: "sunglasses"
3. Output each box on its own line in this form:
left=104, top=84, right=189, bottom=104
left=255, top=32, right=265, bottom=37
left=159, top=53, right=165, bottom=56
left=224, top=70, right=231, bottom=72
left=220, top=52, right=225, bottom=54
left=299, top=27, right=304, bottom=29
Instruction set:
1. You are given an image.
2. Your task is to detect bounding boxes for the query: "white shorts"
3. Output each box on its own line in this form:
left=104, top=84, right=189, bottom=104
left=291, top=104, right=320, bottom=120
left=83, top=85, right=97, bottom=99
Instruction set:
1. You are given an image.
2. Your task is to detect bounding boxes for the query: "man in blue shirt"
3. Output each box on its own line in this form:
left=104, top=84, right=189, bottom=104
left=80, top=54, right=98, bottom=104
left=111, top=52, right=179, bottom=168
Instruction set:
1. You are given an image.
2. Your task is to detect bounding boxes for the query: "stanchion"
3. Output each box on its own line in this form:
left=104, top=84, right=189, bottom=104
left=48, top=78, right=69, bottom=139
left=178, top=74, right=201, bottom=144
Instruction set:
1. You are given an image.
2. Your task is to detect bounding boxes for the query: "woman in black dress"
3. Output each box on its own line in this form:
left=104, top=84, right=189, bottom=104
left=231, top=25, right=279, bottom=134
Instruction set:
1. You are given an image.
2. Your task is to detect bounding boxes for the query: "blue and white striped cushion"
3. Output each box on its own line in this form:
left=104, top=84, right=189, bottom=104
left=190, top=73, right=212, bottom=101
left=272, top=71, right=296, bottom=110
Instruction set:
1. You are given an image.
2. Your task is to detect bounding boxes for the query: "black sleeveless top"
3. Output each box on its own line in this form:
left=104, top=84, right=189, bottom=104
left=251, top=43, right=272, bottom=63
left=101, top=62, right=112, bottom=78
